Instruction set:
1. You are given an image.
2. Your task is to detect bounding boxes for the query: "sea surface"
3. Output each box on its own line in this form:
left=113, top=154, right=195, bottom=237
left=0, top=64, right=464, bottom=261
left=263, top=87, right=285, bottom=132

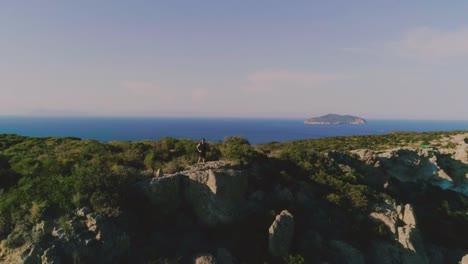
left=0, top=117, right=467, bottom=144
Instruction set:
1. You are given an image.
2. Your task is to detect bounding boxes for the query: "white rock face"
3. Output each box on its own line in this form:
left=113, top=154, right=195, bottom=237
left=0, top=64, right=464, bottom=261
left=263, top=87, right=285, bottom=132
left=268, top=210, right=295, bottom=257
left=370, top=212, right=397, bottom=234
left=402, top=204, right=417, bottom=227
left=351, top=143, right=468, bottom=195
left=183, top=165, right=248, bottom=227
left=136, top=173, right=182, bottom=215
left=460, top=254, right=468, bottom=264
left=371, top=203, right=428, bottom=264
left=194, top=254, right=217, bottom=264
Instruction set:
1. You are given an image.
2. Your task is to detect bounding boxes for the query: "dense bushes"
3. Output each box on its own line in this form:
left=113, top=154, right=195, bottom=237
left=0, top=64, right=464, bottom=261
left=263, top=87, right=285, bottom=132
left=259, top=130, right=465, bottom=153
left=0, top=134, right=264, bottom=238
left=0, top=135, right=216, bottom=238
left=0, top=131, right=466, bottom=261
left=220, top=136, right=263, bottom=166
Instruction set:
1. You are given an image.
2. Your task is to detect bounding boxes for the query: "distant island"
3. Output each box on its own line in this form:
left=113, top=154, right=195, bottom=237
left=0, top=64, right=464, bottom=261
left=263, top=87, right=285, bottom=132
left=304, top=114, right=367, bottom=125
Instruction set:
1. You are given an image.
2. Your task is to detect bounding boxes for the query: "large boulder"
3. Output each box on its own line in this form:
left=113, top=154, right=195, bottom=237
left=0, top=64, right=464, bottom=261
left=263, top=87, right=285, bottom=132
left=41, top=245, right=61, bottom=264
left=193, top=254, right=217, bottom=264
left=135, top=173, right=182, bottom=215
left=460, top=254, right=468, bottom=264
left=268, top=210, right=295, bottom=257
left=371, top=203, right=428, bottom=264
left=352, top=147, right=468, bottom=195
left=182, top=167, right=248, bottom=226
left=402, top=204, right=417, bottom=227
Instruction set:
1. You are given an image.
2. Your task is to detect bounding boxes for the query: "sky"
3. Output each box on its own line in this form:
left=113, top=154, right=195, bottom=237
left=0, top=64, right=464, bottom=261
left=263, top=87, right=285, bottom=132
left=1, top=1, right=468, bottom=119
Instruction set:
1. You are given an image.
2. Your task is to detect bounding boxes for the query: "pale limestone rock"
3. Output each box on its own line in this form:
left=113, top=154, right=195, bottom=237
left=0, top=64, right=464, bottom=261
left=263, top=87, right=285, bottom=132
left=268, top=210, right=295, bottom=257
left=370, top=212, right=396, bottom=234
left=137, top=174, right=182, bottom=215
left=20, top=243, right=42, bottom=264
left=41, top=245, right=60, bottom=264
left=183, top=168, right=247, bottom=226
left=460, top=254, right=468, bottom=264
left=76, top=207, right=90, bottom=217
left=403, top=204, right=417, bottom=227
left=154, top=168, right=164, bottom=177
left=398, top=226, right=416, bottom=252
left=86, top=213, right=102, bottom=233
left=32, top=221, right=53, bottom=237
left=194, top=254, right=217, bottom=264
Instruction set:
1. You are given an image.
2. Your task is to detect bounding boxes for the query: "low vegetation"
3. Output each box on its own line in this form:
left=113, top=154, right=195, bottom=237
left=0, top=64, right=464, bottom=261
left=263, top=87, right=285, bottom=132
left=0, top=130, right=466, bottom=262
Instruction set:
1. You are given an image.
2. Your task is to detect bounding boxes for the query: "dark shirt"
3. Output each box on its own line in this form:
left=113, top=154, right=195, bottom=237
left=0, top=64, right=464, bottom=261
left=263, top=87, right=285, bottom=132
left=198, top=142, right=207, bottom=154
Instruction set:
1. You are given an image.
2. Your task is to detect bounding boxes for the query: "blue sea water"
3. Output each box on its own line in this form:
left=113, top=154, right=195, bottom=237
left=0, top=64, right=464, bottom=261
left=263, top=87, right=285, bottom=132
left=0, top=117, right=467, bottom=144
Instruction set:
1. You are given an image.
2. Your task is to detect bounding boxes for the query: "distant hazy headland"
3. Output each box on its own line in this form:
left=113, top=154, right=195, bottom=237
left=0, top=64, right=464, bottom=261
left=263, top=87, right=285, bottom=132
left=304, top=114, right=367, bottom=125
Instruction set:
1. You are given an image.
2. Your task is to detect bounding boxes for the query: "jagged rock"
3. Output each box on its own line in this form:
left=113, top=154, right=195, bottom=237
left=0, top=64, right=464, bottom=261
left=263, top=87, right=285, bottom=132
left=371, top=203, right=428, bottom=264
left=86, top=213, right=103, bottom=233
left=351, top=147, right=468, bottom=195
left=136, top=174, right=182, bottom=215
left=403, top=204, right=416, bottom=227
left=32, top=221, right=53, bottom=240
left=20, top=243, right=42, bottom=264
left=76, top=207, right=91, bottom=217
left=41, top=245, right=61, bottom=264
left=460, top=254, right=468, bottom=264
left=51, top=227, right=66, bottom=240
left=268, top=210, right=295, bottom=257
left=398, top=226, right=417, bottom=252
left=329, top=240, right=364, bottom=264
left=193, top=254, right=217, bottom=264
left=370, top=212, right=397, bottom=234
left=155, top=168, right=164, bottom=177
left=183, top=167, right=248, bottom=226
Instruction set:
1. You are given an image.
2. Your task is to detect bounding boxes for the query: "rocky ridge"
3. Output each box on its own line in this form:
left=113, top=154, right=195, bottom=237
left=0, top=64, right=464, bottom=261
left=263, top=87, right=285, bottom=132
left=350, top=133, right=468, bottom=195
left=1, top=148, right=466, bottom=263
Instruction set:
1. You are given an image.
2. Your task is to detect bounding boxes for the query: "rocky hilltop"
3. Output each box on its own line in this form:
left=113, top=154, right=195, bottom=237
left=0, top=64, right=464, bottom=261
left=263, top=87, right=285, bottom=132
left=0, top=132, right=466, bottom=263
left=304, top=114, right=367, bottom=125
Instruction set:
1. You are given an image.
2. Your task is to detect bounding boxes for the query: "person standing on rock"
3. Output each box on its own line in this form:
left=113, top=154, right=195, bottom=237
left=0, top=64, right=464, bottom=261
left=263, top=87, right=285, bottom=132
left=197, top=138, right=208, bottom=164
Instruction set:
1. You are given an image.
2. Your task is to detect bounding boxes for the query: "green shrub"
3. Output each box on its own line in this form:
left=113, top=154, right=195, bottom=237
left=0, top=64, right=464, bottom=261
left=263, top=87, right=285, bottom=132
left=220, top=136, right=261, bottom=166
left=285, top=254, right=305, bottom=264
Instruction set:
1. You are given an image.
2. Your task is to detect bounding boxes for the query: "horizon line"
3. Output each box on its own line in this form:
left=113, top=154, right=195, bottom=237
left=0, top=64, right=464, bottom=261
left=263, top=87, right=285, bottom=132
left=0, top=115, right=467, bottom=122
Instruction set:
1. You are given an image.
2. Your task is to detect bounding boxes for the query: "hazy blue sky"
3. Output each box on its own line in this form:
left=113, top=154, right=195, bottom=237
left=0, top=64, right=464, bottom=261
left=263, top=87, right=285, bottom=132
left=1, top=1, right=468, bottom=119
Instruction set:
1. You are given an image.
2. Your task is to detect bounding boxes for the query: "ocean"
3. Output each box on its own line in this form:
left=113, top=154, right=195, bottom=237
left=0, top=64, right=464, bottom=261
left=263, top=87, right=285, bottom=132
left=0, top=117, right=467, bottom=144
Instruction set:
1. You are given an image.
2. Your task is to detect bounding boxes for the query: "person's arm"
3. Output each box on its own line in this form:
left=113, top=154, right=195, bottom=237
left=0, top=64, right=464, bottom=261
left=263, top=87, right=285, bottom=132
left=196, top=143, right=201, bottom=152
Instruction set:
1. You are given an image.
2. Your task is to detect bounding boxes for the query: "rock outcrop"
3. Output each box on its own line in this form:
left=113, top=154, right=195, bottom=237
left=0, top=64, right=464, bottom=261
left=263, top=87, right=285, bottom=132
left=351, top=146, right=468, bottom=195
left=268, top=210, right=295, bottom=257
left=193, top=254, right=217, bottom=264
left=136, top=173, right=182, bottom=215
left=460, top=254, right=468, bottom=264
left=183, top=166, right=248, bottom=226
left=370, top=203, right=428, bottom=264
left=136, top=161, right=249, bottom=227
left=0, top=207, right=129, bottom=264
